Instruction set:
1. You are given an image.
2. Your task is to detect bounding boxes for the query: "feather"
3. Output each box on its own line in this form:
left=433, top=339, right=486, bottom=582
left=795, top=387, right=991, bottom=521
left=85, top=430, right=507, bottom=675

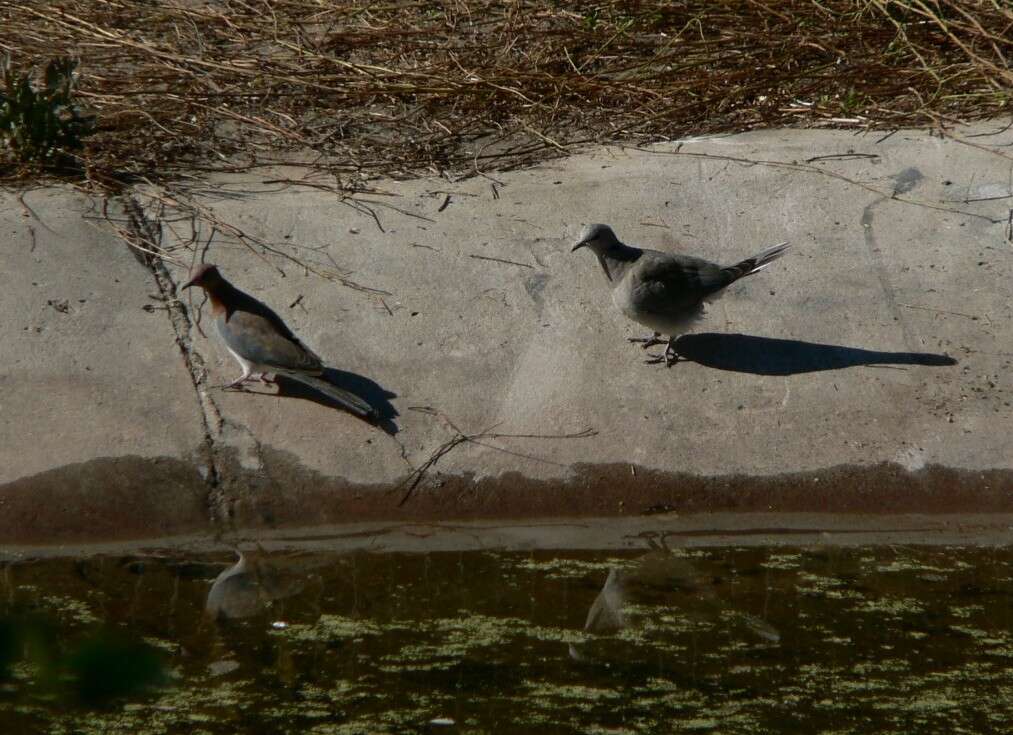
left=274, top=370, right=378, bottom=422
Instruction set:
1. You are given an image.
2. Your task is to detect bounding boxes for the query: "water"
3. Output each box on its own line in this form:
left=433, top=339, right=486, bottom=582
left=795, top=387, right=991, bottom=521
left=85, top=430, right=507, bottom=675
left=2, top=544, right=1013, bottom=734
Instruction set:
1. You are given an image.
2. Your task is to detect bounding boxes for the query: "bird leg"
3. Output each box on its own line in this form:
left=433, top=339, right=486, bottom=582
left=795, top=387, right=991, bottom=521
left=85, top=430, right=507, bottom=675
left=628, top=332, right=665, bottom=349
left=644, top=337, right=681, bottom=367
left=223, top=372, right=277, bottom=390
left=222, top=365, right=254, bottom=390
left=665, top=339, right=680, bottom=367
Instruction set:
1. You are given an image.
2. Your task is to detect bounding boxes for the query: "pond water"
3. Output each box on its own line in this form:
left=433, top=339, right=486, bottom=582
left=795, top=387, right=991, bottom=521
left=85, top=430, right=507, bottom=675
left=2, top=543, right=1013, bottom=734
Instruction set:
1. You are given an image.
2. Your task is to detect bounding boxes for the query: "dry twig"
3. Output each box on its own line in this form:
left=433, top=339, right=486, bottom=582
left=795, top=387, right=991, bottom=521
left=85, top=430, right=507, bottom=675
left=398, top=407, right=597, bottom=505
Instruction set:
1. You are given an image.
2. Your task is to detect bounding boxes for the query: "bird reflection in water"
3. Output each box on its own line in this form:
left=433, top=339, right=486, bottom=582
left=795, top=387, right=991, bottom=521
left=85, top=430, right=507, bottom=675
left=205, top=549, right=316, bottom=621
left=570, top=542, right=779, bottom=664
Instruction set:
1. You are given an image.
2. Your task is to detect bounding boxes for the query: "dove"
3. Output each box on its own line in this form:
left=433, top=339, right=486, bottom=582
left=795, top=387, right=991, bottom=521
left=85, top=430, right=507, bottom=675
left=181, top=264, right=377, bottom=421
left=572, top=224, right=788, bottom=366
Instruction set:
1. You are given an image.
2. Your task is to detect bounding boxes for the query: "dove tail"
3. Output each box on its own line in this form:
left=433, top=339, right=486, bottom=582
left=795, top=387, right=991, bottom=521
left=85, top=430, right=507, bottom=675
left=279, top=372, right=378, bottom=422
left=723, top=241, right=790, bottom=281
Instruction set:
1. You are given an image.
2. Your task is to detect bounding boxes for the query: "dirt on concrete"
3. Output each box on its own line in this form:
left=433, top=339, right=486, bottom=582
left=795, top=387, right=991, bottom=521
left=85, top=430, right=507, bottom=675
left=0, top=455, right=207, bottom=544
left=2, top=446, right=1011, bottom=545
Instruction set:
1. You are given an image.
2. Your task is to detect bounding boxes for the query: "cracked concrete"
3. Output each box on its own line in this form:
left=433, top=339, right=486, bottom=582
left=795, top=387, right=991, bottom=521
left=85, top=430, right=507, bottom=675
left=3, top=124, right=1013, bottom=544
left=121, top=198, right=222, bottom=484
left=122, top=196, right=336, bottom=529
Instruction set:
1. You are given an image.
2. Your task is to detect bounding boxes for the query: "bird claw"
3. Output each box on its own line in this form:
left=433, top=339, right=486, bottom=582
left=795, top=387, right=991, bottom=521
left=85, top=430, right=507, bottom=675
left=222, top=374, right=253, bottom=390
left=645, top=342, right=680, bottom=367
left=219, top=372, right=275, bottom=391
left=628, top=333, right=665, bottom=349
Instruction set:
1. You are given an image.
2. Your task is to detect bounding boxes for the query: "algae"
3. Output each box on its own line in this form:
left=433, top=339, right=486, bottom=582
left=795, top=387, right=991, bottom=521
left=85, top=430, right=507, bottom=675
left=3, top=546, right=1013, bottom=734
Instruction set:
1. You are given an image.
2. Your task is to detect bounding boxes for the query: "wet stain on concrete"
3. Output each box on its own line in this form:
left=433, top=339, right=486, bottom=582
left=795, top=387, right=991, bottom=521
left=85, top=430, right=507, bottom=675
left=892, top=166, right=924, bottom=195
left=523, top=271, right=551, bottom=311
left=2, top=447, right=1012, bottom=544
left=0, top=456, right=207, bottom=544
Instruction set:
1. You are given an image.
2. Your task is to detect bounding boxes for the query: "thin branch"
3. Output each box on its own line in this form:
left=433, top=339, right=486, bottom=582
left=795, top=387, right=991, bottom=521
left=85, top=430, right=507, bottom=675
left=398, top=407, right=597, bottom=505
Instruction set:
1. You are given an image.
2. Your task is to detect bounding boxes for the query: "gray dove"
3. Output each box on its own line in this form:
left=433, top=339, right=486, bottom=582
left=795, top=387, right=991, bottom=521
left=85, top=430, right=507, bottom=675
left=181, top=264, right=377, bottom=421
left=572, top=224, right=789, bottom=366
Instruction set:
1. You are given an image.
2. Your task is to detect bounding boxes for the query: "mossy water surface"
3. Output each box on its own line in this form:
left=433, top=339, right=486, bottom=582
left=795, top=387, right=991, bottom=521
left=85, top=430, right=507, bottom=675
left=2, top=546, right=1013, bottom=734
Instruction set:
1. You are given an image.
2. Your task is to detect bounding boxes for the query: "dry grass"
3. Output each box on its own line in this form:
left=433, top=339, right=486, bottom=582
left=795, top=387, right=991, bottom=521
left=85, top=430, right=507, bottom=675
left=0, top=0, right=1010, bottom=189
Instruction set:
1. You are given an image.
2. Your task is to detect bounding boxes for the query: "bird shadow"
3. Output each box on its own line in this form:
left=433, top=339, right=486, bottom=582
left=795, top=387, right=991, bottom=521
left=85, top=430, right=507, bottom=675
left=671, top=333, right=957, bottom=375
left=241, top=368, right=400, bottom=435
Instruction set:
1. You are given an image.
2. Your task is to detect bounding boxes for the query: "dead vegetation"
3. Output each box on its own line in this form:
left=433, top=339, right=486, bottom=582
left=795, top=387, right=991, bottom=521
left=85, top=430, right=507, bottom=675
left=0, top=0, right=1010, bottom=189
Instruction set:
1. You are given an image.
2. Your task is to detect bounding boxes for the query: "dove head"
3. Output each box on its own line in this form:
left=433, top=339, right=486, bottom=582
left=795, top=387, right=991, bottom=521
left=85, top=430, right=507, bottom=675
left=572, top=223, right=620, bottom=254
left=181, top=263, right=224, bottom=292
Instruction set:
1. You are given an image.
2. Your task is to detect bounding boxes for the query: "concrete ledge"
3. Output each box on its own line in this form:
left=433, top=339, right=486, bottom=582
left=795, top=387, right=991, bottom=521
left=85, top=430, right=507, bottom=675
left=5, top=513, right=1013, bottom=560
left=3, top=125, right=1012, bottom=543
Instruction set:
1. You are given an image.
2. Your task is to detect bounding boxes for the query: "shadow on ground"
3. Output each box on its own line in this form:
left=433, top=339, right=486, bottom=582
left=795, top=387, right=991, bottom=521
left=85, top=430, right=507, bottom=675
left=243, top=368, right=399, bottom=434
left=673, top=333, right=957, bottom=375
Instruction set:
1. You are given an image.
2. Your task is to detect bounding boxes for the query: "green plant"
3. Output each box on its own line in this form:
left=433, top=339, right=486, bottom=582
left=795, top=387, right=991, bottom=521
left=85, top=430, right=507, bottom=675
left=840, top=86, right=867, bottom=114
left=0, top=56, right=94, bottom=165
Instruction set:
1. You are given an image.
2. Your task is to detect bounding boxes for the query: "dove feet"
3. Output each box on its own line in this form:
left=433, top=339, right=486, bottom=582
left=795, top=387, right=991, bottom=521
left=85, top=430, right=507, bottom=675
left=222, top=371, right=274, bottom=390
left=644, top=338, right=680, bottom=367
left=628, top=332, right=665, bottom=349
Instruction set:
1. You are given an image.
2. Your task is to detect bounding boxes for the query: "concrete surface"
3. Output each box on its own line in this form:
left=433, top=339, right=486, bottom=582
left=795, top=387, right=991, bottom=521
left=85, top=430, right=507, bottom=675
left=2, top=124, right=1012, bottom=542
left=0, top=189, right=211, bottom=541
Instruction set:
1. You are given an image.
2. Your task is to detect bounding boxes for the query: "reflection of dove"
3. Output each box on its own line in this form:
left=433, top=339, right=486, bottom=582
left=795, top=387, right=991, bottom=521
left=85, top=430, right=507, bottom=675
left=583, top=568, right=628, bottom=633
left=205, top=550, right=307, bottom=620
left=572, top=550, right=779, bottom=663
left=583, top=551, right=708, bottom=634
